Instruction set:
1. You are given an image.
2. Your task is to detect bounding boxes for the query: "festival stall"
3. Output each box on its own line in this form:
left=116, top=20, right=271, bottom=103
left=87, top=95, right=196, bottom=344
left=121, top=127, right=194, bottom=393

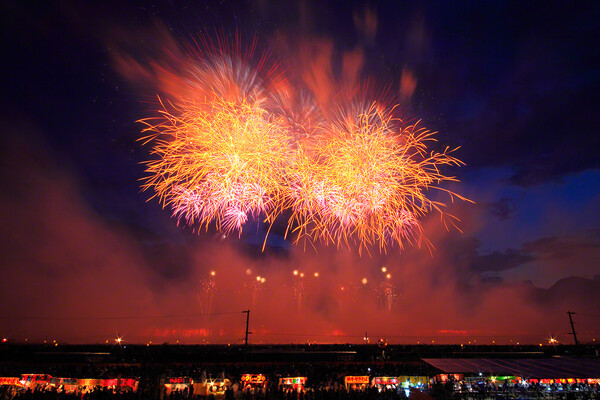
left=164, top=377, right=194, bottom=396
left=398, top=376, right=430, bottom=390
left=241, top=374, right=268, bottom=392
left=372, top=377, right=399, bottom=391
left=433, top=374, right=464, bottom=384
left=20, top=374, right=52, bottom=389
left=278, top=377, right=307, bottom=392
left=208, top=378, right=231, bottom=396
left=344, top=376, right=370, bottom=391
left=527, top=378, right=600, bottom=385
left=117, top=378, right=139, bottom=392
left=49, top=378, right=78, bottom=393
left=0, top=378, right=21, bottom=387
left=191, top=377, right=231, bottom=397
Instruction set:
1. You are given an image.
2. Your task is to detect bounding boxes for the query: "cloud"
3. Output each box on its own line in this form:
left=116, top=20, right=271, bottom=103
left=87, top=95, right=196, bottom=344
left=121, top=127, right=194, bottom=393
left=487, top=197, right=517, bottom=221
left=522, top=236, right=600, bottom=260
left=472, top=249, right=535, bottom=272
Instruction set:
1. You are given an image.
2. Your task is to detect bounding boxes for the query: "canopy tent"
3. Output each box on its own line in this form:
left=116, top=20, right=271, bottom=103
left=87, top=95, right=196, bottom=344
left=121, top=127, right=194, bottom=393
left=422, top=358, right=600, bottom=379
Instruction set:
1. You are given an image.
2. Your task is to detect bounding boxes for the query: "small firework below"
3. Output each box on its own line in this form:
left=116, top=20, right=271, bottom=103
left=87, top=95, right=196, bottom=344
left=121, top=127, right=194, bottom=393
left=378, top=280, right=398, bottom=312
left=198, top=271, right=217, bottom=314
left=292, top=271, right=305, bottom=310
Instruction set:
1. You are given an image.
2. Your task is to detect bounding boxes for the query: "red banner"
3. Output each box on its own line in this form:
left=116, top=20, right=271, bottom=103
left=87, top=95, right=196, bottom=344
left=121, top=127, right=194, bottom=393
left=241, top=374, right=266, bottom=383
left=345, top=376, right=370, bottom=384
left=373, top=377, right=398, bottom=385
left=0, top=378, right=20, bottom=386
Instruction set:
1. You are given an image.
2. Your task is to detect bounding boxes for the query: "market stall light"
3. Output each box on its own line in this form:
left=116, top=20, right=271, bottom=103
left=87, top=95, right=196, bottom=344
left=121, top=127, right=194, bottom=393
left=362, top=278, right=368, bottom=284
left=314, top=272, right=319, bottom=277
left=300, top=273, right=304, bottom=277
left=260, top=277, right=266, bottom=283
left=381, top=267, right=387, bottom=273
left=293, top=270, right=298, bottom=276
left=386, top=274, right=391, bottom=279
left=210, top=271, right=216, bottom=276
left=256, top=276, right=261, bottom=281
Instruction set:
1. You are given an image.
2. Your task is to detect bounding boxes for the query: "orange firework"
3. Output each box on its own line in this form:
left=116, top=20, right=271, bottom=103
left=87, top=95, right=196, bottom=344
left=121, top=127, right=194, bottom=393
left=285, top=103, right=469, bottom=253
left=139, top=93, right=295, bottom=235
left=134, top=36, right=470, bottom=252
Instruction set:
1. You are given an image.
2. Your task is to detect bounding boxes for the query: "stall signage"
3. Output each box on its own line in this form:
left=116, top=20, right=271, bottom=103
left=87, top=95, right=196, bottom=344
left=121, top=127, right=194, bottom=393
left=78, top=379, right=98, bottom=386
left=22, top=374, right=52, bottom=383
left=242, top=374, right=266, bottom=383
left=282, top=377, right=306, bottom=385
left=398, top=376, right=430, bottom=385
left=346, top=376, right=370, bottom=384
left=374, top=377, right=398, bottom=385
left=0, top=378, right=20, bottom=385
left=168, top=377, right=191, bottom=384
left=121, top=379, right=138, bottom=388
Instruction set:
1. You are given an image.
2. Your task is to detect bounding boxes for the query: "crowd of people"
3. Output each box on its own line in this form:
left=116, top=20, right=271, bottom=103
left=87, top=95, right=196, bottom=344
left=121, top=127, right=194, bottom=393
left=0, top=362, right=598, bottom=400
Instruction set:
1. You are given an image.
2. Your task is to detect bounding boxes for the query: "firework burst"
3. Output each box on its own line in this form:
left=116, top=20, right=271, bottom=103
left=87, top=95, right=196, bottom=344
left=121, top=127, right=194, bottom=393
left=136, top=36, right=470, bottom=253
left=140, top=93, right=295, bottom=235
left=286, top=103, right=468, bottom=253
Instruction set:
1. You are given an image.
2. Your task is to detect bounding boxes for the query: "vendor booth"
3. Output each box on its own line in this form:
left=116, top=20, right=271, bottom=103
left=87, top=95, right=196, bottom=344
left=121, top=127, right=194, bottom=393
left=20, top=374, right=52, bottom=389
left=398, top=376, right=430, bottom=389
left=241, top=374, right=267, bottom=392
left=344, top=376, right=370, bottom=391
left=279, top=377, right=307, bottom=392
left=433, top=374, right=464, bottom=383
left=372, top=377, right=399, bottom=391
left=0, top=378, right=21, bottom=387
left=164, top=377, right=193, bottom=396
left=49, top=378, right=78, bottom=393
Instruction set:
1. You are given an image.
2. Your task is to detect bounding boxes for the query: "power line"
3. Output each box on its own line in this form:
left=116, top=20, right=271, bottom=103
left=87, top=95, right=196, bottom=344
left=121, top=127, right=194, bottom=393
left=252, top=332, right=570, bottom=339
left=0, top=311, right=242, bottom=321
left=578, top=313, right=600, bottom=318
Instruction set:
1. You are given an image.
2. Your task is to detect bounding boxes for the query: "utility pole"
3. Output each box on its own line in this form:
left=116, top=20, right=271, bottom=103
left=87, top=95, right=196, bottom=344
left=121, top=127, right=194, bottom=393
left=567, top=311, right=579, bottom=345
left=243, top=310, right=251, bottom=347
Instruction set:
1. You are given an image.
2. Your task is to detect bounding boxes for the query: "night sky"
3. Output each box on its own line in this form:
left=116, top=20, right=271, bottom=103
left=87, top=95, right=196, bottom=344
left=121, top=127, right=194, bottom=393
left=1, top=1, right=599, bottom=345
